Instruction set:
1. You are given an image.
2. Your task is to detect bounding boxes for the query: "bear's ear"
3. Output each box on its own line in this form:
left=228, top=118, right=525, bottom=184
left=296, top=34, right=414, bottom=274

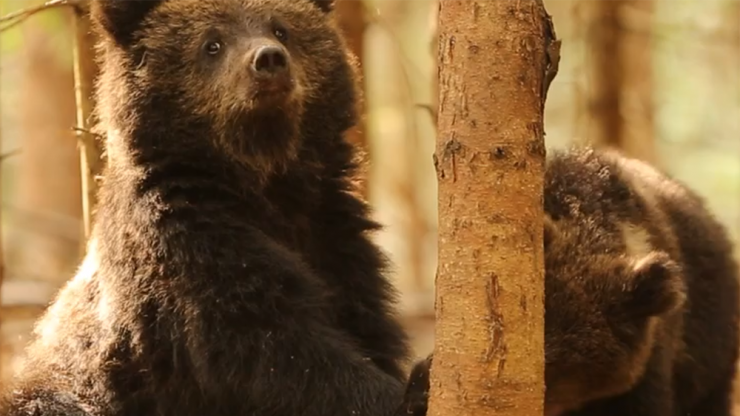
left=309, top=0, right=335, bottom=13
left=625, top=251, right=685, bottom=319
left=91, top=0, right=162, bottom=46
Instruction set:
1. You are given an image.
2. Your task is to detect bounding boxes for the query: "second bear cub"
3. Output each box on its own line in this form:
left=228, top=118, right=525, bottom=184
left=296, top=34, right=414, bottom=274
left=398, top=148, right=740, bottom=416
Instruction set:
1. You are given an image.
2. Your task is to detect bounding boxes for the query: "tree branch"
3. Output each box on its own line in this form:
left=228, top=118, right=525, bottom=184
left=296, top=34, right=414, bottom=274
left=415, top=103, right=438, bottom=125
left=0, top=149, right=21, bottom=162
left=0, top=0, right=83, bottom=32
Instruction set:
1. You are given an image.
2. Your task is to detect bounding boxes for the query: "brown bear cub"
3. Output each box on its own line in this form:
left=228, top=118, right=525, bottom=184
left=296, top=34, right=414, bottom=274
left=1, top=0, right=410, bottom=415
left=397, top=147, right=740, bottom=416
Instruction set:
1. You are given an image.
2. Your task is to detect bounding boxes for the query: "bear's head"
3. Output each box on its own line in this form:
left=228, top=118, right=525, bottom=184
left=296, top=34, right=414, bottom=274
left=91, top=0, right=356, bottom=175
left=542, top=216, right=686, bottom=416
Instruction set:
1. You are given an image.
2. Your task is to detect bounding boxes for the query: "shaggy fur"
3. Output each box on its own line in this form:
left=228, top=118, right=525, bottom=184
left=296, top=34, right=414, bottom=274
left=1, top=1, right=410, bottom=415
left=398, top=147, right=740, bottom=416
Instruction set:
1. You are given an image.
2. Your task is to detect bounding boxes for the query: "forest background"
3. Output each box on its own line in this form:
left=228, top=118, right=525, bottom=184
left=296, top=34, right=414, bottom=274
left=0, top=0, right=738, bottom=409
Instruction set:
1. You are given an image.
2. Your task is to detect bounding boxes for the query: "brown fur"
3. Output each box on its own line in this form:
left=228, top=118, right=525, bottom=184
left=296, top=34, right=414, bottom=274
left=1, top=1, right=410, bottom=415
left=397, top=147, right=740, bottom=416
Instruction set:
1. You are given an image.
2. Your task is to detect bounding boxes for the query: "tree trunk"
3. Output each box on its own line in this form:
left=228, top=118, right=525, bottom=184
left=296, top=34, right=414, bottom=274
left=429, top=1, right=558, bottom=415
left=584, top=0, right=655, bottom=163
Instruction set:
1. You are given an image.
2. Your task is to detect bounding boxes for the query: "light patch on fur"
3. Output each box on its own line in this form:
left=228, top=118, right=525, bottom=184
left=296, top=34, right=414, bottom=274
left=34, top=240, right=99, bottom=346
left=96, top=285, right=114, bottom=326
left=626, top=316, right=660, bottom=383
left=104, top=127, right=134, bottom=168
left=589, top=318, right=659, bottom=405
left=619, top=222, right=654, bottom=258
left=607, top=151, right=683, bottom=257
left=612, top=153, right=686, bottom=200
left=76, top=239, right=99, bottom=283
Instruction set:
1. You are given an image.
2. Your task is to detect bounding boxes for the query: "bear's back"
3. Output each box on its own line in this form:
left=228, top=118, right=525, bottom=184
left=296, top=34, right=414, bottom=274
left=547, top=147, right=740, bottom=412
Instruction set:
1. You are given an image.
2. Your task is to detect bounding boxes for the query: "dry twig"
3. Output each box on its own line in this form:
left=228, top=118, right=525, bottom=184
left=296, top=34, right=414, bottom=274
left=0, top=0, right=83, bottom=32
left=72, top=126, right=103, bottom=142
left=71, top=0, right=102, bottom=242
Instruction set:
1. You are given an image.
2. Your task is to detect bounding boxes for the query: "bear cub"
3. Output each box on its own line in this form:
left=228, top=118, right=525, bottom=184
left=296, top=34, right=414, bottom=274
left=2, top=0, right=410, bottom=415
left=398, top=148, right=740, bottom=416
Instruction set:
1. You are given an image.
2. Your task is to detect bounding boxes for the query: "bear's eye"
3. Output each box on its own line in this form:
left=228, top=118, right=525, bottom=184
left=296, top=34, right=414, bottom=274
left=273, top=25, right=289, bottom=42
left=204, top=41, right=222, bottom=55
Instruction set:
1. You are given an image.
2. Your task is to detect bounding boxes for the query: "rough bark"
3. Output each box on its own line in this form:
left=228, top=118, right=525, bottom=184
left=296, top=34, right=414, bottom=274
left=585, top=0, right=655, bottom=162
left=429, top=1, right=558, bottom=415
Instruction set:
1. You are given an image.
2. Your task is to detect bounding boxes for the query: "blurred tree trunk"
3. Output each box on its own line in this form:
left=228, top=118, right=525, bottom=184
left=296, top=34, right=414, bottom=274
left=366, top=0, right=437, bottom=341
left=429, top=1, right=439, bottom=121
left=585, top=0, right=656, bottom=163
left=429, top=1, right=556, bottom=415
left=3, top=6, right=83, bottom=385
left=15, top=10, right=82, bottom=287
left=335, top=0, right=368, bottom=195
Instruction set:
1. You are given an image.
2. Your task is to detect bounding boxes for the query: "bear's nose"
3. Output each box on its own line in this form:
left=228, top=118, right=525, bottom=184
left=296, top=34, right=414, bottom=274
left=252, top=45, right=288, bottom=74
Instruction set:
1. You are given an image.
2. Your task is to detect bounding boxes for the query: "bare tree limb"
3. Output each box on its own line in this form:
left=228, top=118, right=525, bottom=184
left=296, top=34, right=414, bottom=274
left=414, top=103, right=437, bottom=125
left=0, top=0, right=83, bottom=32
left=72, top=1, right=103, bottom=242
left=0, top=149, right=21, bottom=162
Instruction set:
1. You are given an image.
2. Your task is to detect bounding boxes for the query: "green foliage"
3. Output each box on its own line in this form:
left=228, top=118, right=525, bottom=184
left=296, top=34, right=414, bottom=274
left=1, top=1, right=73, bottom=66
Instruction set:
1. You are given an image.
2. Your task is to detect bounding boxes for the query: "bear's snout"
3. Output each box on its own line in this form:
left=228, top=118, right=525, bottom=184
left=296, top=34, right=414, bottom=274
left=245, top=43, right=295, bottom=103
left=252, top=45, right=289, bottom=75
